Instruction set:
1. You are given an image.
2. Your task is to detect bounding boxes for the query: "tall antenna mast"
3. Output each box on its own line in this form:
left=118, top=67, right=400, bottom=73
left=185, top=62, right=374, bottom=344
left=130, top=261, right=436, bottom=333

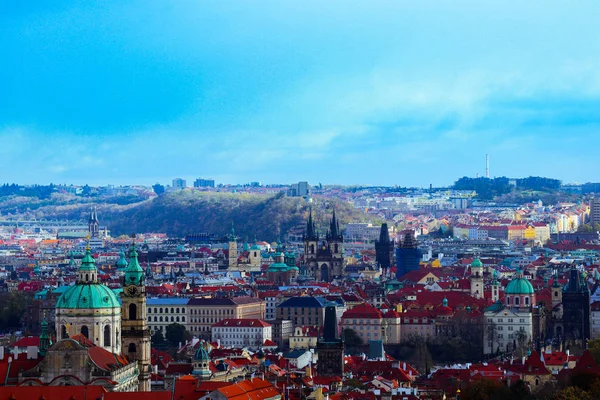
left=485, top=154, right=490, bottom=178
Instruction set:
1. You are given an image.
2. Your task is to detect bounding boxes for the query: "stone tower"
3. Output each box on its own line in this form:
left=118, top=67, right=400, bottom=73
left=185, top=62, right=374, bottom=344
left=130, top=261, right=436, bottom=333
left=228, top=226, right=238, bottom=268
left=552, top=269, right=563, bottom=308
left=304, top=209, right=344, bottom=282
left=395, top=231, right=421, bottom=279
left=316, top=305, right=344, bottom=376
left=121, top=242, right=152, bottom=391
left=562, top=268, right=590, bottom=346
left=375, top=223, right=393, bottom=273
left=491, top=269, right=500, bottom=303
left=470, top=258, right=484, bottom=299
left=88, top=207, right=99, bottom=237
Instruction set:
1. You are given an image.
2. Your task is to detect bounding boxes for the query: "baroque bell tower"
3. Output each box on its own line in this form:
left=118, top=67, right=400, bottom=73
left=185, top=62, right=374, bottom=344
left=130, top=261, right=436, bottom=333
left=121, top=239, right=151, bottom=391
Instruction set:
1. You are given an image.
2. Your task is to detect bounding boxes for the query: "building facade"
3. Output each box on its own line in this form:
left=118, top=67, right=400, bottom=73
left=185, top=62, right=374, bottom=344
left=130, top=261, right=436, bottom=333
left=211, top=319, right=272, bottom=350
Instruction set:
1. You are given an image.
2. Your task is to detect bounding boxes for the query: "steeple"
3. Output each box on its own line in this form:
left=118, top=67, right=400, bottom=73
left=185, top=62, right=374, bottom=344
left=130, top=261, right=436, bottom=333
left=379, top=223, right=390, bottom=243
left=307, top=209, right=315, bottom=239
left=330, top=208, right=341, bottom=239
left=124, top=240, right=144, bottom=286
left=77, top=243, right=98, bottom=284
left=116, top=251, right=128, bottom=270
left=552, top=269, right=561, bottom=288
left=323, top=305, right=339, bottom=343
left=39, top=315, right=52, bottom=356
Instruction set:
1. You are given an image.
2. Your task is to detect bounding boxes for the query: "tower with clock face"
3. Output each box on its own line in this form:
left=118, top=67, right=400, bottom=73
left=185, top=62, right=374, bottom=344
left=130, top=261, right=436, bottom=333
left=121, top=242, right=152, bottom=392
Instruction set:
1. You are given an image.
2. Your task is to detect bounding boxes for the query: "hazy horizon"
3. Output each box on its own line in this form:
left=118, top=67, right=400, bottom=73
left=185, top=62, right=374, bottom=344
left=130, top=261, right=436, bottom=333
left=2, top=1, right=600, bottom=186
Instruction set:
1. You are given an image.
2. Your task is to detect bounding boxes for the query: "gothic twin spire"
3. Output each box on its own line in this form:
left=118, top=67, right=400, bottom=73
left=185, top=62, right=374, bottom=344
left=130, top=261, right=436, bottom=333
left=306, top=208, right=341, bottom=241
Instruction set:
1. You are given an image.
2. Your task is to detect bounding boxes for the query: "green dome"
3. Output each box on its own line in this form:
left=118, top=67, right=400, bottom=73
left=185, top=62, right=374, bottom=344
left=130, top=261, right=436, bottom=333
left=79, top=248, right=97, bottom=271
left=116, top=251, right=128, bottom=269
left=471, top=258, right=483, bottom=268
left=268, top=262, right=289, bottom=272
left=505, top=277, right=534, bottom=295
left=194, top=346, right=210, bottom=361
left=57, top=283, right=121, bottom=309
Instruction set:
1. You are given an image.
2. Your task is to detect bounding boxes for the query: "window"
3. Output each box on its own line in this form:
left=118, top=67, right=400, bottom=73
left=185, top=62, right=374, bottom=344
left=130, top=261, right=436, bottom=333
left=128, top=343, right=136, bottom=353
left=61, top=325, right=67, bottom=339
left=81, top=325, right=89, bottom=339
left=104, top=325, right=111, bottom=347
left=129, top=303, right=137, bottom=320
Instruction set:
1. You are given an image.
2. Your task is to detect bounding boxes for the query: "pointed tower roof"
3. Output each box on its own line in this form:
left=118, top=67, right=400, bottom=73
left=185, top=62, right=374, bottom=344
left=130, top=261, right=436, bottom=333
left=402, top=231, right=417, bottom=248
left=378, top=223, right=390, bottom=243
left=124, top=241, right=144, bottom=286
left=78, top=245, right=97, bottom=273
left=116, top=251, right=128, bottom=269
left=39, top=315, right=51, bottom=356
left=330, top=208, right=340, bottom=238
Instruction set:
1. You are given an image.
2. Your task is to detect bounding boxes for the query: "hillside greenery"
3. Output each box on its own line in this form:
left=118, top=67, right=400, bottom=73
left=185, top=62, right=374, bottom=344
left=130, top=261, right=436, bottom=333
left=0, top=191, right=378, bottom=241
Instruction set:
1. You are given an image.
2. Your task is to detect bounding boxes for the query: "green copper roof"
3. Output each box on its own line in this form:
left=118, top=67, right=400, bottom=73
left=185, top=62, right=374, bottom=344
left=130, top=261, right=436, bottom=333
left=194, top=346, right=210, bottom=361
left=124, top=243, right=144, bottom=286
left=268, top=262, right=289, bottom=272
left=57, top=282, right=121, bottom=309
left=471, top=258, right=483, bottom=268
left=116, top=251, right=128, bottom=269
left=78, top=248, right=97, bottom=272
left=505, top=277, right=534, bottom=295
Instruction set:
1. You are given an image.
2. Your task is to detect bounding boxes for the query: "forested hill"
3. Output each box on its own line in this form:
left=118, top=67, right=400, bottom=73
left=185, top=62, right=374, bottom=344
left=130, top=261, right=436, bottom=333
left=103, top=191, right=374, bottom=240
left=0, top=191, right=376, bottom=241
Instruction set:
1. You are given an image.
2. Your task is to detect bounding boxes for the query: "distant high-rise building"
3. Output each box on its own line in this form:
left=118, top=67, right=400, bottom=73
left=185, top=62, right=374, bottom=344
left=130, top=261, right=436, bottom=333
left=395, top=231, right=422, bottom=279
left=194, top=178, right=215, bottom=188
left=287, top=181, right=310, bottom=197
left=172, top=178, right=187, bottom=189
left=375, top=223, right=393, bottom=272
left=590, top=197, right=600, bottom=226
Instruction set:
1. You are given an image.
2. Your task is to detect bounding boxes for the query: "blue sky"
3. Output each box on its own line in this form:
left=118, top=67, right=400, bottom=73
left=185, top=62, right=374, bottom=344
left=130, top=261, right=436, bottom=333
left=1, top=1, right=600, bottom=187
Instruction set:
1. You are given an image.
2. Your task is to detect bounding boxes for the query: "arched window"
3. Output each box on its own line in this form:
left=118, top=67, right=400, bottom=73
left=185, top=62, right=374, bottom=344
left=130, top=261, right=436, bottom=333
left=170, top=316, right=174, bottom=322
left=61, top=325, right=67, bottom=339
left=128, top=343, right=136, bottom=353
left=176, top=308, right=180, bottom=313
left=182, top=316, right=186, bottom=322
left=129, top=303, right=137, bottom=320
left=176, top=316, right=180, bottom=322
left=104, top=325, right=111, bottom=347
left=81, top=325, right=89, bottom=338
left=147, top=308, right=151, bottom=314
left=171, top=308, right=174, bottom=313
left=515, top=297, right=520, bottom=305
left=160, top=308, right=163, bottom=313
left=525, top=297, right=529, bottom=305
left=154, top=316, right=157, bottom=322
left=154, top=308, right=157, bottom=313
left=159, top=316, right=163, bottom=322
left=86, top=274, right=89, bottom=281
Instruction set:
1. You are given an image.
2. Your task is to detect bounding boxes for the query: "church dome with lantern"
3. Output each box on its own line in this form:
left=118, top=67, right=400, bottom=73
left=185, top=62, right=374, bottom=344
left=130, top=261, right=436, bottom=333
left=55, top=246, right=122, bottom=354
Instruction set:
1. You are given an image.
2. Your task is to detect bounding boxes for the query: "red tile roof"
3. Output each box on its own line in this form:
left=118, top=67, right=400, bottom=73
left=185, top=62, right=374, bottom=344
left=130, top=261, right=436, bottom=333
left=212, top=319, right=271, bottom=328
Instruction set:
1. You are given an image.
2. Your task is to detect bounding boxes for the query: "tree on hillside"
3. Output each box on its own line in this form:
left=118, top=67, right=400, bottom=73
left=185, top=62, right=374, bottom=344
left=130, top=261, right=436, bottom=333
left=152, top=183, right=165, bottom=195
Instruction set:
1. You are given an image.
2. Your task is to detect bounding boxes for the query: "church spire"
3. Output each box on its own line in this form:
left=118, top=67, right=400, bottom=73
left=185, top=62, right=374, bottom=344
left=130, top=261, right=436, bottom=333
left=330, top=208, right=340, bottom=238
left=39, top=314, right=51, bottom=356
left=124, top=238, right=144, bottom=286
left=77, top=242, right=98, bottom=284
left=306, top=209, right=315, bottom=239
